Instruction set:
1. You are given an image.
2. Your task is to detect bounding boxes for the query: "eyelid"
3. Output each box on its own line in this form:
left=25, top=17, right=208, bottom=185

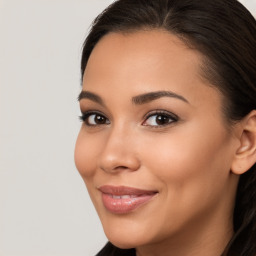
left=142, top=110, right=179, bottom=127
left=143, top=109, right=178, bottom=120
left=79, top=110, right=102, bottom=120
left=78, top=109, right=179, bottom=127
left=79, top=110, right=110, bottom=126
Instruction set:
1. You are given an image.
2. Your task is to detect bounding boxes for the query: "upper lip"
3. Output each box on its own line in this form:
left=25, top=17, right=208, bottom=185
left=98, top=185, right=158, bottom=196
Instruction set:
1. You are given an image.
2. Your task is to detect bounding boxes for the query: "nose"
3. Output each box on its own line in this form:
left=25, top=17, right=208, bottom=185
left=98, top=126, right=140, bottom=173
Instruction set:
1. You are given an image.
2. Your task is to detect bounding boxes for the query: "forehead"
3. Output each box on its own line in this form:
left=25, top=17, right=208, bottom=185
left=82, top=30, right=222, bottom=112
left=84, top=30, right=203, bottom=82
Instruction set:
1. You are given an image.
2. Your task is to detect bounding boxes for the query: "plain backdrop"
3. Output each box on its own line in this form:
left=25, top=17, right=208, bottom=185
left=0, top=0, right=255, bottom=256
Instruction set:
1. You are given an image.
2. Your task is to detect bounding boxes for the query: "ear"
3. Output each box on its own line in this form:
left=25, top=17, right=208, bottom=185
left=231, top=110, right=256, bottom=175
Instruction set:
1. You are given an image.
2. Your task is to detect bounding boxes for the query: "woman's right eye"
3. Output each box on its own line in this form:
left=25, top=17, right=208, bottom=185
left=80, top=112, right=110, bottom=126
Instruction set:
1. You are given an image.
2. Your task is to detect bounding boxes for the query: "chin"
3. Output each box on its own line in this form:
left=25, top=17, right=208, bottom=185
left=110, top=240, right=137, bottom=249
left=107, top=235, right=143, bottom=249
left=102, top=219, right=157, bottom=249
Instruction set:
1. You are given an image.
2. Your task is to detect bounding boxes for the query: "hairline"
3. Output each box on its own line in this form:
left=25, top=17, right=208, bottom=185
left=83, top=27, right=235, bottom=128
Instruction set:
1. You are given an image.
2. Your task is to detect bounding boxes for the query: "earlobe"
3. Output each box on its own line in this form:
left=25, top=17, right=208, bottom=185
left=231, top=110, right=256, bottom=175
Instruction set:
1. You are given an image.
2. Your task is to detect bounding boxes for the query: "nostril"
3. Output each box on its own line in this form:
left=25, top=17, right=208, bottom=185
left=117, top=166, right=128, bottom=169
left=102, top=165, right=129, bottom=173
left=100, top=163, right=139, bottom=173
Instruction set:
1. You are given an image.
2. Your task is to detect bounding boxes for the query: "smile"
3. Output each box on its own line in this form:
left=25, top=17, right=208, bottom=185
left=98, top=185, right=158, bottom=214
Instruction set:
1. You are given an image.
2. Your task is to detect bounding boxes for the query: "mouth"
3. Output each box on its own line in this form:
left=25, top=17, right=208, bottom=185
left=98, top=185, right=158, bottom=214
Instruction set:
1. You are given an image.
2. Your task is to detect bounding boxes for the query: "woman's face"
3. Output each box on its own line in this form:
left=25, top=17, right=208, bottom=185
left=75, top=30, right=239, bottom=249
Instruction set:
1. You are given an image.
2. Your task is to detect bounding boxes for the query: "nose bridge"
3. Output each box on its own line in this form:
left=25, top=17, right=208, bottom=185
left=99, top=123, right=140, bottom=173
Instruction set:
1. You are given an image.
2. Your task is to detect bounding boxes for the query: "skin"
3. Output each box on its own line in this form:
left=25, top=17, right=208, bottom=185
left=75, top=30, right=242, bottom=256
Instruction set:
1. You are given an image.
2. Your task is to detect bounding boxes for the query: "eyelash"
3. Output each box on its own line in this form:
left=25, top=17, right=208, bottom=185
left=79, top=111, right=110, bottom=126
left=79, top=110, right=179, bottom=128
left=143, top=110, right=178, bottom=127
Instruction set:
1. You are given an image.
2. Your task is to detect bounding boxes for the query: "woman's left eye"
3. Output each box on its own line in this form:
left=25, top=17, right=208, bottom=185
left=143, top=112, right=178, bottom=127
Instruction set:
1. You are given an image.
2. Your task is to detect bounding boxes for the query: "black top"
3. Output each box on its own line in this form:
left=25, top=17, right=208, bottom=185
left=96, top=242, right=136, bottom=256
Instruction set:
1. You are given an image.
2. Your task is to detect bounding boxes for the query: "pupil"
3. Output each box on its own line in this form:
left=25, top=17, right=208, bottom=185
left=156, top=115, right=169, bottom=125
left=95, top=115, right=105, bottom=124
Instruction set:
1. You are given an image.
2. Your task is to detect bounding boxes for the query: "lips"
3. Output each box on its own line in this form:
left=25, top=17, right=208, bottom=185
left=98, top=185, right=158, bottom=214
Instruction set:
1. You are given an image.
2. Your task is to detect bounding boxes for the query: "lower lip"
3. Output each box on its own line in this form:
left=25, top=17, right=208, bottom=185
left=101, top=193, right=156, bottom=214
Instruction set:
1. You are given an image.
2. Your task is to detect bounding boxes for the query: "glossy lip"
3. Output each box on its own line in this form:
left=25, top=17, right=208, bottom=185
left=98, top=185, right=158, bottom=214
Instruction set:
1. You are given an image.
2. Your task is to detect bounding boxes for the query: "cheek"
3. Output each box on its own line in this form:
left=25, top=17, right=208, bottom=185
left=135, top=125, right=234, bottom=234
left=140, top=122, right=233, bottom=193
left=74, top=129, right=101, bottom=179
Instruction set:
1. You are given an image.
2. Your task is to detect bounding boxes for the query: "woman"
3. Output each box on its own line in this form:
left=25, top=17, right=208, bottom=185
left=75, top=0, right=256, bottom=255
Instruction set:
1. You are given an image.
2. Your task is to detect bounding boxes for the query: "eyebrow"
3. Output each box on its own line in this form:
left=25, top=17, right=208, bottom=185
left=78, top=91, right=104, bottom=105
left=78, top=90, right=189, bottom=105
left=132, top=91, right=189, bottom=105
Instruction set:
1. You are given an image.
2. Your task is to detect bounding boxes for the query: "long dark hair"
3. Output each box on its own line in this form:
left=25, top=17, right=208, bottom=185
left=80, top=0, right=256, bottom=255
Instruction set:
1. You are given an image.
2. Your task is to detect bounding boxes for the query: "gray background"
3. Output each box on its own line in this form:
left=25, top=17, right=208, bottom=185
left=0, top=0, right=255, bottom=255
